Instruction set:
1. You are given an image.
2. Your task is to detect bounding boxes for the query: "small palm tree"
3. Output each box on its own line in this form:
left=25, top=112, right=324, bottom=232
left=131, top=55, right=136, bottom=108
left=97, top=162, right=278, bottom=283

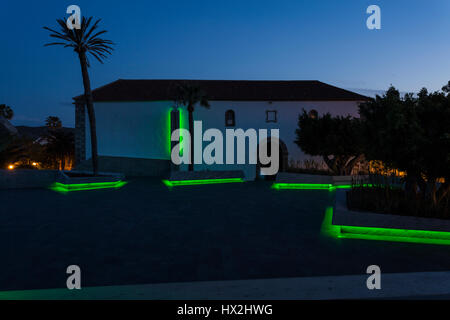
left=175, top=83, right=210, bottom=171
left=45, top=116, right=62, bottom=129
left=44, top=17, right=114, bottom=175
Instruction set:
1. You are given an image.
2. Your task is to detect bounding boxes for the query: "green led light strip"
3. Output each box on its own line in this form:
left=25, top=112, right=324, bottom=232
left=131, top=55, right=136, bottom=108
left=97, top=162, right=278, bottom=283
left=162, top=178, right=243, bottom=187
left=167, top=109, right=172, bottom=157
left=272, top=183, right=374, bottom=190
left=321, top=207, right=450, bottom=246
left=179, top=108, right=184, bottom=156
left=50, top=181, right=127, bottom=193
left=272, top=183, right=333, bottom=190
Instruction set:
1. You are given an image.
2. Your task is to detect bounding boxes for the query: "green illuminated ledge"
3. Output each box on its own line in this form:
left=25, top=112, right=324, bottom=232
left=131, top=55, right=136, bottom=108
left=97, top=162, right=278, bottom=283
left=50, top=181, right=127, bottom=193
left=272, top=183, right=373, bottom=190
left=163, top=178, right=243, bottom=187
left=272, top=183, right=333, bottom=190
left=321, top=207, right=450, bottom=246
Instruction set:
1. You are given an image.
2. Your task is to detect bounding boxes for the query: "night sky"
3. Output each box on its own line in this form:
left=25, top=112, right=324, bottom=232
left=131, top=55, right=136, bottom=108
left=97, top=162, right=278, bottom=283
left=1, top=0, right=449, bottom=127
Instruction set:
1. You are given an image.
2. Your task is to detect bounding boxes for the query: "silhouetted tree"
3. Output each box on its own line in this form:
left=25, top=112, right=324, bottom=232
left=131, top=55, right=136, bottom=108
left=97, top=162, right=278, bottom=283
left=44, top=17, right=114, bottom=175
left=294, top=110, right=364, bottom=175
left=359, top=83, right=450, bottom=204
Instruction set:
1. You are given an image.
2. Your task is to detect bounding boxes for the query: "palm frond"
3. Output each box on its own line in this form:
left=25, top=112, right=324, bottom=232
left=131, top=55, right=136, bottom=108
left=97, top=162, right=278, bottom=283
left=44, top=16, right=114, bottom=65
left=175, top=83, right=210, bottom=110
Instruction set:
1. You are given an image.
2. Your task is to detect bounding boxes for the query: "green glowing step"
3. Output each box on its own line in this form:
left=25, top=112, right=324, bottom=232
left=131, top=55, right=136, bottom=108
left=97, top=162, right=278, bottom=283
left=50, top=181, right=127, bottom=193
left=162, top=178, right=243, bottom=187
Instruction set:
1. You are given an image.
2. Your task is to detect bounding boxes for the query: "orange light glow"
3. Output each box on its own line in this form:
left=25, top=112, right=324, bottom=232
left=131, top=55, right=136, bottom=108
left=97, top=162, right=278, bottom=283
left=32, top=162, right=38, bottom=166
left=8, top=165, right=14, bottom=170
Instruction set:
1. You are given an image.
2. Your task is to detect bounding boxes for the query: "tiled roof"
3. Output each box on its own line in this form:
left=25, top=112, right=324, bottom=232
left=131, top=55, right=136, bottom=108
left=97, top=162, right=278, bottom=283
left=74, top=79, right=370, bottom=102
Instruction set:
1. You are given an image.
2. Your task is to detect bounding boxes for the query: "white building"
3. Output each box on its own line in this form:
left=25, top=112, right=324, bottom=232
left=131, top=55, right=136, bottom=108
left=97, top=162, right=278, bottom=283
left=74, top=80, right=368, bottom=179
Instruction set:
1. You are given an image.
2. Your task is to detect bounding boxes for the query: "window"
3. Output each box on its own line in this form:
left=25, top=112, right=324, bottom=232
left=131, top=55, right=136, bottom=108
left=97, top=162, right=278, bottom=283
left=225, top=109, right=235, bottom=127
left=266, top=110, right=277, bottom=123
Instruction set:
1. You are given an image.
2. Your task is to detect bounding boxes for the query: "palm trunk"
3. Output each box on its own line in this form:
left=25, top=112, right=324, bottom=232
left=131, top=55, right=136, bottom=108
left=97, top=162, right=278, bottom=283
left=61, top=155, right=66, bottom=171
left=345, top=154, right=364, bottom=175
left=78, top=52, right=99, bottom=176
left=188, top=105, right=194, bottom=171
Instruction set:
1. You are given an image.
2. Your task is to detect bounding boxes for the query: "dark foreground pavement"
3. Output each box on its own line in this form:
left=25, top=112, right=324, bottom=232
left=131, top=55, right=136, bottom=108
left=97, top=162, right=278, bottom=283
left=1, top=178, right=450, bottom=292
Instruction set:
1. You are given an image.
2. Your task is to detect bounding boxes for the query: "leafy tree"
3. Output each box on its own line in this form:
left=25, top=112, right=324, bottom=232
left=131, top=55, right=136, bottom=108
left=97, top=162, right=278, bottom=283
left=415, top=84, right=450, bottom=204
left=45, top=116, right=62, bottom=129
left=0, top=104, right=13, bottom=120
left=359, top=83, right=450, bottom=205
left=359, top=87, right=423, bottom=190
left=294, top=110, right=364, bottom=175
left=44, top=17, right=114, bottom=175
left=174, top=83, right=210, bottom=171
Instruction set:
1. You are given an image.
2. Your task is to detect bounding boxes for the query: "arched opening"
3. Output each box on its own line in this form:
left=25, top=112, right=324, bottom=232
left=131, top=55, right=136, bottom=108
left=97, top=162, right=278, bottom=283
left=256, top=137, right=288, bottom=180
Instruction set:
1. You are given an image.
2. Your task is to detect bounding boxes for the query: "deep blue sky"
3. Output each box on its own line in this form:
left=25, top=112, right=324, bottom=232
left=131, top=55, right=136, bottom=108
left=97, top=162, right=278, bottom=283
left=1, top=0, right=449, bottom=127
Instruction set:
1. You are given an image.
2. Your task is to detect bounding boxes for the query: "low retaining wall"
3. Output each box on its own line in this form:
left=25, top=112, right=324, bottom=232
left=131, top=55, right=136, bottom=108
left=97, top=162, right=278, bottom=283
left=275, top=172, right=369, bottom=185
left=56, top=171, right=124, bottom=184
left=333, top=189, right=450, bottom=232
left=276, top=172, right=333, bottom=184
left=0, top=169, right=59, bottom=189
left=169, top=170, right=244, bottom=181
left=333, top=175, right=369, bottom=186
left=76, top=156, right=170, bottom=177
left=0, top=169, right=126, bottom=190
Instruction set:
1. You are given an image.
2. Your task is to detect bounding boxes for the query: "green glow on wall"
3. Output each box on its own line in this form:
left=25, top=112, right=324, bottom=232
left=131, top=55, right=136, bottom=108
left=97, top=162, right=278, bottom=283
left=272, top=183, right=374, bottom=190
left=162, top=178, right=243, bottom=187
left=167, top=109, right=172, bottom=157
left=179, top=108, right=184, bottom=157
left=50, top=181, right=127, bottom=193
left=321, top=206, right=450, bottom=246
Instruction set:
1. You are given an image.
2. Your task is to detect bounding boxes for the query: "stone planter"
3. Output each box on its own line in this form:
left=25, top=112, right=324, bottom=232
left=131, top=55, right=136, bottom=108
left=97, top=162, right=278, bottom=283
left=273, top=172, right=370, bottom=190
left=0, top=169, right=59, bottom=189
left=51, top=170, right=126, bottom=192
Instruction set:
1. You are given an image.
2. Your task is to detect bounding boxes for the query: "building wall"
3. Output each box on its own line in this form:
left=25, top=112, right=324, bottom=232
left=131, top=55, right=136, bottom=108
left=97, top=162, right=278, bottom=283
left=81, top=100, right=362, bottom=179
left=85, top=101, right=173, bottom=161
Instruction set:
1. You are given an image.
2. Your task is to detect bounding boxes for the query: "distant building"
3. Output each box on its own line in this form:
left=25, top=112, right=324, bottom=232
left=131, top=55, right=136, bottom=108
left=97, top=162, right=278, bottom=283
left=74, top=79, right=369, bottom=179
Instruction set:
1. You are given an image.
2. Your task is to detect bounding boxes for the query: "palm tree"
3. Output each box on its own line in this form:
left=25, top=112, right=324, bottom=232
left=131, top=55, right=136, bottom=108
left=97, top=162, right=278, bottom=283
left=45, top=116, right=62, bottom=129
left=175, top=83, right=210, bottom=171
left=44, top=17, right=114, bottom=175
